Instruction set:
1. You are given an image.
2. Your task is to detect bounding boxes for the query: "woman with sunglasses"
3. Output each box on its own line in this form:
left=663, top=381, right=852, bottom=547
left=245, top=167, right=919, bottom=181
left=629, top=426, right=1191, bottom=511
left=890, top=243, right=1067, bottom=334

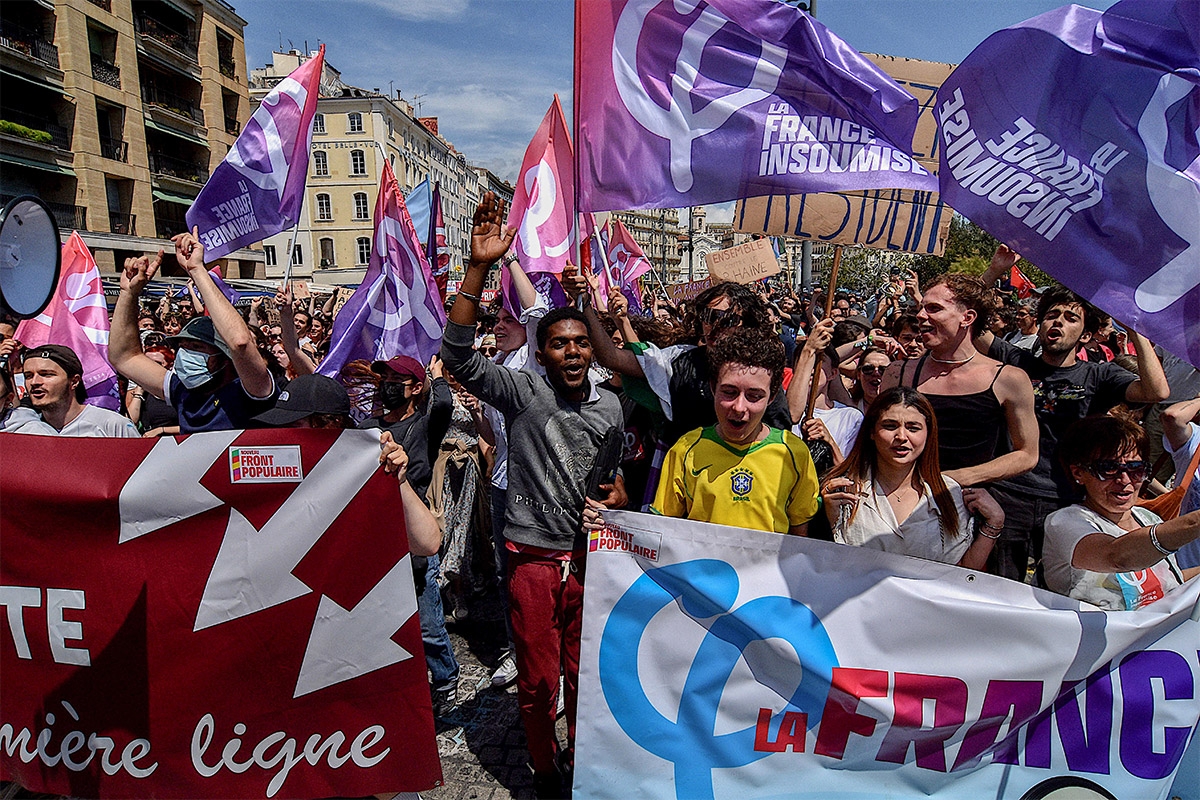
left=849, top=346, right=892, bottom=414
left=1043, top=415, right=1200, bottom=610
left=821, top=387, right=1004, bottom=570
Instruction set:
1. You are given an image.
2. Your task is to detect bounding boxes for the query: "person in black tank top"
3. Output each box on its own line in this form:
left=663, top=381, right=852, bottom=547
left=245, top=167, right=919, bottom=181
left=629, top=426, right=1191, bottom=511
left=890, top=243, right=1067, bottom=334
left=880, top=274, right=1038, bottom=493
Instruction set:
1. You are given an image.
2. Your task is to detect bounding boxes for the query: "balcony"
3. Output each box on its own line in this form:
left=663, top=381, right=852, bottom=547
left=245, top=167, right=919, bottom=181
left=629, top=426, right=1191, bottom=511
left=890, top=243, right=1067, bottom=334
left=0, top=109, right=70, bottom=149
left=155, top=214, right=187, bottom=240
left=87, top=0, right=113, bottom=11
left=142, top=84, right=204, bottom=125
left=224, top=115, right=239, bottom=136
left=0, top=196, right=85, bottom=232
left=134, top=15, right=197, bottom=62
left=109, top=212, right=136, bottom=235
left=149, top=150, right=208, bottom=184
left=0, top=21, right=60, bottom=69
left=99, top=135, right=128, bottom=162
left=91, top=55, right=121, bottom=89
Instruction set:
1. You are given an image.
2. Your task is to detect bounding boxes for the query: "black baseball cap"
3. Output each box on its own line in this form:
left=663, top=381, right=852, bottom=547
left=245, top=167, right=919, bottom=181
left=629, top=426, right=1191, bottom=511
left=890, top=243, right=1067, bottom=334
left=23, top=344, right=87, bottom=402
left=253, top=374, right=350, bottom=426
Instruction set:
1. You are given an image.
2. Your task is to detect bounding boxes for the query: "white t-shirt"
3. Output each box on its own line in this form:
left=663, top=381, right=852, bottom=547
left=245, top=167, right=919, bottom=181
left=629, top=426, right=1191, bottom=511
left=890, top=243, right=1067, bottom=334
left=799, top=402, right=864, bottom=458
left=2, top=406, right=57, bottom=435
left=57, top=404, right=140, bottom=438
left=1165, top=422, right=1200, bottom=569
left=835, top=473, right=974, bottom=565
left=1043, top=504, right=1184, bottom=610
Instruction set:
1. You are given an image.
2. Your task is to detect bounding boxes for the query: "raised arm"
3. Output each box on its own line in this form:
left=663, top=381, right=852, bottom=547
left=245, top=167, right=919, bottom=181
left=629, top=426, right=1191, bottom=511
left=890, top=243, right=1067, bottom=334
left=173, top=228, right=273, bottom=398
left=1069, top=509, right=1200, bottom=574
left=274, top=285, right=316, bottom=376
left=561, top=264, right=644, bottom=378
left=973, top=245, right=1021, bottom=354
left=1122, top=328, right=1169, bottom=404
left=1162, top=394, right=1200, bottom=451
left=380, top=433, right=442, bottom=557
left=110, top=251, right=170, bottom=399
left=504, top=253, right=539, bottom=316
left=787, top=317, right=834, bottom=425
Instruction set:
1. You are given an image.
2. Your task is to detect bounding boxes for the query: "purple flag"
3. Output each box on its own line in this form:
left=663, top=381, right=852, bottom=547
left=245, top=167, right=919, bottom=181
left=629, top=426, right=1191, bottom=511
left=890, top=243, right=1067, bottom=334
left=575, top=0, right=936, bottom=212
left=937, top=0, right=1200, bottom=369
left=186, top=47, right=324, bottom=261
left=318, top=160, right=447, bottom=380
left=207, top=268, right=242, bottom=306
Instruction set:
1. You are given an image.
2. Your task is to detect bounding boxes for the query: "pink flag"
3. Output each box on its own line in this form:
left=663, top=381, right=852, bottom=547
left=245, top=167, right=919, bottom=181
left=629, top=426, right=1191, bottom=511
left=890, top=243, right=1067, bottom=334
left=505, top=96, right=576, bottom=276
left=15, top=232, right=120, bottom=408
left=431, top=183, right=450, bottom=301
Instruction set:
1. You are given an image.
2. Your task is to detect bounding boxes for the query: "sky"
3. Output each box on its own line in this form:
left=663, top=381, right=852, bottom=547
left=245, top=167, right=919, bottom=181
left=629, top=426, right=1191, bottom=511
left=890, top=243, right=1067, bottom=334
left=233, top=0, right=1117, bottom=221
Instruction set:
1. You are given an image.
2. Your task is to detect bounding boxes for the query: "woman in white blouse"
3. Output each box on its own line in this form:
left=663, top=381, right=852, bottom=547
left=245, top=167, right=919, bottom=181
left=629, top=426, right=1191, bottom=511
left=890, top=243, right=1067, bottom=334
left=1043, top=415, right=1200, bottom=610
left=820, top=387, right=1004, bottom=570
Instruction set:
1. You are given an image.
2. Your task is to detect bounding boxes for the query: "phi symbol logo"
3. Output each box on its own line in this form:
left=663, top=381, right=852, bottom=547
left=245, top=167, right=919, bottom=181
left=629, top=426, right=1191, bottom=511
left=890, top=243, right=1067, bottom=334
left=225, top=76, right=307, bottom=203
left=612, top=0, right=787, bottom=192
left=517, top=158, right=571, bottom=260
left=598, top=559, right=838, bottom=798
left=1133, top=74, right=1200, bottom=314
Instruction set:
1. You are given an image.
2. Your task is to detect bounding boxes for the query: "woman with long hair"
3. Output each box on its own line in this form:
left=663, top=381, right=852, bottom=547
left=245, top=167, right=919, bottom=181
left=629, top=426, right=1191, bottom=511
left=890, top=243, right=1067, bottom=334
left=820, top=387, right=1005, bottom=569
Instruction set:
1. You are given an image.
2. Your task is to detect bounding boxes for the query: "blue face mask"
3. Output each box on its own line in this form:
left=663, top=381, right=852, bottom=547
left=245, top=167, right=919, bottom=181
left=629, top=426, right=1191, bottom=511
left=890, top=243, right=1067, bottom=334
left=175, top=347, right=215, bottom=389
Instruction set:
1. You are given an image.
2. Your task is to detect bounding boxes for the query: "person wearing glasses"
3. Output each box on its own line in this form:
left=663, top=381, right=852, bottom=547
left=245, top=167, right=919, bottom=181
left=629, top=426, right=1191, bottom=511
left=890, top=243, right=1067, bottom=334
left=1043, top=415, right=1200, bottom=610
left=849, top=346, right=892, bottom=415
left=1005, top=299, right=1041, bottom=353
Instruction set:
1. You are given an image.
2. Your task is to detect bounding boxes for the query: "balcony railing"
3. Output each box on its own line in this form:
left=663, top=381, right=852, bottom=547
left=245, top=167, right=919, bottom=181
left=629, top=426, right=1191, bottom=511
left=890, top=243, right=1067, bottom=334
left=219, top=58, right=235, bottom=79
left=134, top=15, right=197, bottom=61
left=99, top=135, right=128, bottom=162
left=224, top=115, right=239, bottom=135
left=0, top=109, right=70, bottom=149
left=156, top=215, right=188, bottom=240
left=87, top=0, right=112, bottom=11
left=142, top=84, right=204, bottom=125
left=0, top=21, right=60, bottom=68
left=91, top=55, right=121, bottom=88
left=0, top=195, right=85, bottom=231
left=109, top=212, right=136, bottom=236
left=149, top=151, right=208, bottom=184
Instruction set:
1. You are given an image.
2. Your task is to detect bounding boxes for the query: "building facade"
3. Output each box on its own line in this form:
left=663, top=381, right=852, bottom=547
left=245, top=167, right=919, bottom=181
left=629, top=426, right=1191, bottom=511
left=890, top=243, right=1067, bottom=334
left=611, top=206, right=681, bottom=284
left=0, top=0, right=260, bottom=277
left=250, top=49, right=496, bottom=286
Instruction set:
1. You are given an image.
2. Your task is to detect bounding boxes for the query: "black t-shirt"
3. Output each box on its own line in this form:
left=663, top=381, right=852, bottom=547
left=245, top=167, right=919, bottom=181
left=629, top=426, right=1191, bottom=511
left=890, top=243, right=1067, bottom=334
left=989, top=337, right=1137, bottom=500
left=358, top=377, right=452, bottom=503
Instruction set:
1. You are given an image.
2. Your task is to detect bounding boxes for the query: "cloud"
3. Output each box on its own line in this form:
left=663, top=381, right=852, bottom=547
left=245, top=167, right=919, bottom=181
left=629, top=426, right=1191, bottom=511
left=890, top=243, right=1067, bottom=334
left=705, top=202, right=735, bottom=224
left=349, top=0, right=469, bottom=22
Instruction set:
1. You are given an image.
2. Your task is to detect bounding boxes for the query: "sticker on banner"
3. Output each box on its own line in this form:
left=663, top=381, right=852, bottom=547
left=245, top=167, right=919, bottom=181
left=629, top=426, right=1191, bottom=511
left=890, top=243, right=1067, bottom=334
left=229, top=446, right=303, bottom=483
left=589, top=524, right=661, bottom=561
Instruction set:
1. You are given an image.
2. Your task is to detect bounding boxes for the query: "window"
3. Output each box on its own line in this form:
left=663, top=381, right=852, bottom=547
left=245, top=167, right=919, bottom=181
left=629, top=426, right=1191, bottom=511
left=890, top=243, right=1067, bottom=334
left=347, top=112, right=362, bottom=133
left=313, top=113, right=325, bottom=134
left=356, top=237, right=371, bottom=265
left=386, top=119, right=393, bottom=138
left=292, top=244, right=302, bottom=266
left=313, top=151, right=328, bottom=176
left=350, top=149, right=366, bottom=176
left=263, top=245, right=276, bottom=267
left=353, top=192, right=369, bottom=220
left=319, top=237, right=335, bottom=268
left=316, top=193, right=332, bottom=221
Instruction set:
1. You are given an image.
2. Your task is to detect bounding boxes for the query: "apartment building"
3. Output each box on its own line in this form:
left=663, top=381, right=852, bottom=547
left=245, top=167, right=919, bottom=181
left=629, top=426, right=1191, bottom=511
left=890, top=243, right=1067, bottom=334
left=611, top=206, right=682, bottom=283
left=0, top=0, right=259, bottom=277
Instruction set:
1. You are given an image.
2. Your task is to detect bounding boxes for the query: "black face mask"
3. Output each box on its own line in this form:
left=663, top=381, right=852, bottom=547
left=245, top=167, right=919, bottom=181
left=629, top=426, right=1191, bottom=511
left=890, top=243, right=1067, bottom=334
left=379, top=381, right=410, bottom=410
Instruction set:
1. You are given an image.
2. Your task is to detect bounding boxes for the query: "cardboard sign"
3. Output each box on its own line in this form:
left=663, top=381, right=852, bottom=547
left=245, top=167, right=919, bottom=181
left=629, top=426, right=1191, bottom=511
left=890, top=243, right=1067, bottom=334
left=291, top=280, right=311, bottom=300
left=332, top=287, right=355, bottom=320
left=735, top=55, right=956, bottom=255
left=664, top=278, right=712, bottom=306
left=705, top=238, right=781, bottom=284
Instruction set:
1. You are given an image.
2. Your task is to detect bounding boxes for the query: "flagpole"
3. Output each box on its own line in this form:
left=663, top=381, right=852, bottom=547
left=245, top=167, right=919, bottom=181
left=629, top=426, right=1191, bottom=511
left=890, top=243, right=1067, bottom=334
left=281, top=191, right=306, bottom=287
left=805, top=244, right=841, bottom=421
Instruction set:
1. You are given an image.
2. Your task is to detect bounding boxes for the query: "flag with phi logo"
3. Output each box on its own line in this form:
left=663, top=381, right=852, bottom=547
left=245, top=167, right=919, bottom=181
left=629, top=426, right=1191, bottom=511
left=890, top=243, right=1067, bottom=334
left=186, top=46, right=324, bottom=261
left=575, top=0, right=935, bottom=212
left=318, top=160, right=447, bottom=380
left=505, top=96, right=576, bottom=275
left=15, top=231, right=120, bottom=409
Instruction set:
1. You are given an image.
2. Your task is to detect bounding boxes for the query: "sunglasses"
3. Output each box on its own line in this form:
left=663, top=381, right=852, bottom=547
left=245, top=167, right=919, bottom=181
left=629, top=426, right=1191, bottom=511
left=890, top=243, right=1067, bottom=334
left=702, top=307, right=742, bottom=327
left=858, top=364, right=887, bottom=375
left=1086, top=460, right=1148, bottom=482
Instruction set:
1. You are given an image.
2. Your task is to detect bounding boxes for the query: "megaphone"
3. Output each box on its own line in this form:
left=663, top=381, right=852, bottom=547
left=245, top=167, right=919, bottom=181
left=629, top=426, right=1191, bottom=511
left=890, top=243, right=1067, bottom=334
left=0, top=195, right=62, bottom=320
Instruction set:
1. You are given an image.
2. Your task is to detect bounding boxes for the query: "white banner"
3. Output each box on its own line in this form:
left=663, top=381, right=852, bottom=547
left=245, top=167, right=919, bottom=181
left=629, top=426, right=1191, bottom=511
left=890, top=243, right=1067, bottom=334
left=576, top=512, right=1200, bottom=799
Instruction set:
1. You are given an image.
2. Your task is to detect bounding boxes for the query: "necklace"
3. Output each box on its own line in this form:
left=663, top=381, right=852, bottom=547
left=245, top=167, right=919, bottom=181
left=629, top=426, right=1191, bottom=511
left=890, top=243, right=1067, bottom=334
left=929, top=351, right=976, bottom=365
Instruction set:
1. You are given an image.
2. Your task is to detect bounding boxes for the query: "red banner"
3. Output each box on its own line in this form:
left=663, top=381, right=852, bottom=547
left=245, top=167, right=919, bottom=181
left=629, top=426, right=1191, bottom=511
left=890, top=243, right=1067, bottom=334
left=0, top=429, right=441, bottom=798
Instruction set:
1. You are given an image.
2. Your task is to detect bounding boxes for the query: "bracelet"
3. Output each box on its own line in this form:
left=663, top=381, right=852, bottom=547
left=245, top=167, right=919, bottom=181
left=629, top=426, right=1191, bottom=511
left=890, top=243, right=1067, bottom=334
left=132, top=393, right=144, bottom=401
left=977, top=521, right=1003, bottom=539
left=1148, top=523, right=1175, bottom=556
left=457, top=290, right=481, bottom=303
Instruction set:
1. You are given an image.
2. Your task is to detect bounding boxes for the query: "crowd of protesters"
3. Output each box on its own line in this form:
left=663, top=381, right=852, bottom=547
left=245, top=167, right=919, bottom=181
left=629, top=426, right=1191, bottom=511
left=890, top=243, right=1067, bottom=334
left=4, top=197, right=1200, bottom=799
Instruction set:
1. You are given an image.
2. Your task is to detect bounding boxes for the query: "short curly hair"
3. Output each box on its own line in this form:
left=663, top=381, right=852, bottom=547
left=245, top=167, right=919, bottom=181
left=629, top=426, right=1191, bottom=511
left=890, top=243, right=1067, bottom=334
left=705, top=328, right=786, bottom=396
left=926, top=273, right=997, bottom=337
left=1057, top=414, right=1148, bottom=473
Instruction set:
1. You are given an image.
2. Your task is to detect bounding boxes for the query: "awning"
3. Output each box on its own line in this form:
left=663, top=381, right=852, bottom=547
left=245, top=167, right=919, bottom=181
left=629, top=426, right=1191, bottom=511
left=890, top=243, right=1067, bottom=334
left=0, top=66, right=67, bottom=96
left=144, top=117, right=208, bottom=148
left=0, top=152, right=75, bottom=176
left=152, top=188, right=196, bottom=206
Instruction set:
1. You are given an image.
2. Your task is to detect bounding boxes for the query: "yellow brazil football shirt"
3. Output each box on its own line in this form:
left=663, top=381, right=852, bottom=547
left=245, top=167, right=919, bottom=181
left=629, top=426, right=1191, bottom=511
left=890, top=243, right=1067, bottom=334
left=652, top=425, right=820, bottom=534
